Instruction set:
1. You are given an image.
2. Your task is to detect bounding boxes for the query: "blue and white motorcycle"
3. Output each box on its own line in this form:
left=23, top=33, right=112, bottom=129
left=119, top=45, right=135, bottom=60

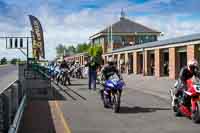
left=101, top=74, right=125, bottom=113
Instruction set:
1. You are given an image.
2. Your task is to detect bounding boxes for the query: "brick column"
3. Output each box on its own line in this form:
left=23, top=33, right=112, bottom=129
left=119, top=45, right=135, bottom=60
left=125, top=52, right=129, bottom=74
left=144, top=50, right=148, bottom=76
left=155, top=49, right=161, bottom=78
left=133, top=52, right=137, bottom=74
left=132, top=52, right=135, bottom=74
left=187, top=44, right=196, bottom=62
left=82, top=56, right=85, bottom=65
left=105, top=56, right=107, bottom=64
left=102, top=55, right=105, bottom=65
left=102, top=43, right=105, bottom=54
left=169, top=47, right=177, bottom=79
left=117, top=54, right=120, bottom=70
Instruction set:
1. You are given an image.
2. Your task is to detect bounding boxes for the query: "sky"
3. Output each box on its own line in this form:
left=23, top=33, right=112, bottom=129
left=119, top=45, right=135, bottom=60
left=0, top=0, right=200, bottom=60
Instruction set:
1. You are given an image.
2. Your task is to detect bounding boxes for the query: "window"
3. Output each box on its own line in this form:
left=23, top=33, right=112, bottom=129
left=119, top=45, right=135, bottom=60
left=113, top=36, right=122, bottom=44
left=135, top=35, right=157, bottom=44
left=100, top=37, right=104, bottom=44
left=94, top=38, right=100, bottom=45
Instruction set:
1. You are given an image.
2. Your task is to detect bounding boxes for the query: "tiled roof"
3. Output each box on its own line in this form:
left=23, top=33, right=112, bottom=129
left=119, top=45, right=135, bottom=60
left=90, top=18, right=160, bottom=38
left=101, top=18, right=160, bottom=33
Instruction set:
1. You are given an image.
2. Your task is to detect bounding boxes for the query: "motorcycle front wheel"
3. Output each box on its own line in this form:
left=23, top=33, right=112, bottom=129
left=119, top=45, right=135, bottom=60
left=192, top=101, right=200, bottom=123
left=112, top=91, right=121, bottom=113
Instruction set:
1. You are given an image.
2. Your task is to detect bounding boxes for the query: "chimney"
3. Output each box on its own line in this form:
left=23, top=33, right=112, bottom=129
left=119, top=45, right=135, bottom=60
left=120, top=8, right=125, bottom=20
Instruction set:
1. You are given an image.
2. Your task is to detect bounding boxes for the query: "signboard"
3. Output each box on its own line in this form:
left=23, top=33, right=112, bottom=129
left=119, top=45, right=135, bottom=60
left=31, top=31, right=40, bottom=60
left=29, top=15, right=45, bottom=59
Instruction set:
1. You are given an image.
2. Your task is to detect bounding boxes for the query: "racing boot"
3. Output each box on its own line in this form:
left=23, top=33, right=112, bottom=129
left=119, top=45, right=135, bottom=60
left=172, top=95, right=178, bottom=110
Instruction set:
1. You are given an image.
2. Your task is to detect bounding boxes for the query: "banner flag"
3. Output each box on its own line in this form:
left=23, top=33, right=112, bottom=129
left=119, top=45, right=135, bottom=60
left=29, top=15, right=45, bottom=59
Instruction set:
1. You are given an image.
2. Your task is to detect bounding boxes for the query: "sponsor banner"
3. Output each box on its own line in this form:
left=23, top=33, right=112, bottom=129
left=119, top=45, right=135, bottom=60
left=31, top=31, right=40, bottom=60
left=29, top=15, right=45, bottom=59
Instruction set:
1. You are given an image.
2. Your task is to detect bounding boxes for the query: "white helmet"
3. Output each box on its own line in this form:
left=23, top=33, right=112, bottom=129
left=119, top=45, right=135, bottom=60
left=107, top=57, right=115, bottom=65
left=107, top=57, right=114, bottom=63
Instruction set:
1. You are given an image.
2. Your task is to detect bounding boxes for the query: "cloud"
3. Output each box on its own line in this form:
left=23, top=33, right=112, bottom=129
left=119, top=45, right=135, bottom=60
left=132, top=14, right=200, bottom=40
left=0, top=0, right=200, bottom=60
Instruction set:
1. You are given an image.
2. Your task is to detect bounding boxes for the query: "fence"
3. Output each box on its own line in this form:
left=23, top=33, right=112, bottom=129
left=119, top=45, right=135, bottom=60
left=0, top=63, right=53, bottom=133
left=0, top=80, right=25, bottom=133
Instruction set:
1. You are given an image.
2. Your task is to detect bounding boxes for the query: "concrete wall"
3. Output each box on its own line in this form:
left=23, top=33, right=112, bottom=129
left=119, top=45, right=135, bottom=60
left=19, top=64, right=53, bottom=100
left=0, top=81, right=21, bottom=132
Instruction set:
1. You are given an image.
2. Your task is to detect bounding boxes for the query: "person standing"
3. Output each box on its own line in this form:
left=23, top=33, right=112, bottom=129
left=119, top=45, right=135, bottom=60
left=86, top=57, right=98, bottom=90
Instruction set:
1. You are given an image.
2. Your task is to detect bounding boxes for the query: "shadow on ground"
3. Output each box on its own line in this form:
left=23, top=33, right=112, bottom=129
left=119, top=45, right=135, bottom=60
left=69, top=83, right=87, bottom=86
left=52, top=87, right=67, bottom=100
left=118, top=106, right=170, bottom=114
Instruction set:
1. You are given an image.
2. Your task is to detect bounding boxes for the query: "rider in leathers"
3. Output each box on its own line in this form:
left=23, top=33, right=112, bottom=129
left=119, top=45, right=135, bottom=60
left=172, top=59, right=200, bottom=109
left=59, top=60, right=71, bottom=85
left=100, top=57, right=122, bottom=106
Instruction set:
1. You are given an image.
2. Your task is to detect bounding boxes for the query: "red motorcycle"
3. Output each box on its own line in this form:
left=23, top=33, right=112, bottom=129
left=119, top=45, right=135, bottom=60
left=170, top=78, right=200, bottom=123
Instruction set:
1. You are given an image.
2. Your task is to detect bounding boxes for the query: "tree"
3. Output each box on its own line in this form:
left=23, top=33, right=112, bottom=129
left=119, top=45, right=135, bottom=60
left=55, top=43, right=92, bottom=57
left=67, top=45, right=76, bottom=55
left=10, top=58, right=18, bottom=64
left=56, top=44, right=66, bottom=57
left=88, top=45, right=103, bottom=65
left=88, top=45, right=102, bottom=57
left=0, top=57, right=7, bottom=65
left=76, top=43, right=91, bottom=53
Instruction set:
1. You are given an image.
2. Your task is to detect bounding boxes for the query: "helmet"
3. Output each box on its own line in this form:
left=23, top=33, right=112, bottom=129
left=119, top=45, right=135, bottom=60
left=188, top=59, right=198, bottom=67
left=107, top=57, right=114, bottom=65
left=188, top=59, right=198, bottom=71
left=90, top=56, right=93, bottom=61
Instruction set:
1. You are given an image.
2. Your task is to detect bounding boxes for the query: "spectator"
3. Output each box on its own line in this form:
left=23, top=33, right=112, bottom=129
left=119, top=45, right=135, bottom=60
left=86, top=57, right=99, bottom=90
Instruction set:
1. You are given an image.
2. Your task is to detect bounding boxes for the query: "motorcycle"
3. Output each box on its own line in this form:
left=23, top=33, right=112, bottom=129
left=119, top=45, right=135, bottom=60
left=169, top=78, right=200, bottom=123
left=101, top=74, right=125, bottom=113
left=82, top=66, right=88, bottom=78
left=74, top=66, right=83, bottom=79
left=57, top=68, right=71, bottom=85
left=48, top=65, right=60, bottom=80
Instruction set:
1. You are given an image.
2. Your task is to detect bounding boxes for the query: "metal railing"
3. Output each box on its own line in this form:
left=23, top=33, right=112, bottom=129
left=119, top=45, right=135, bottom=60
left=8, top=95, right=27, bottom=133
left=29, top=63, right=50, bottom=80
left=0, top=63, right=52, bottom=133
left=0, top=79, right=25, bottom=133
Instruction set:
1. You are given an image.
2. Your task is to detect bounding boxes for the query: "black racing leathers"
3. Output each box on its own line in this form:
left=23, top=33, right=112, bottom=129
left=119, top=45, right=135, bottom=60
left=60, top=61, right=70, bottom=69
left=101, top=64, right=121, bottom=80
left=59, top=61, right=71, bottom=85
